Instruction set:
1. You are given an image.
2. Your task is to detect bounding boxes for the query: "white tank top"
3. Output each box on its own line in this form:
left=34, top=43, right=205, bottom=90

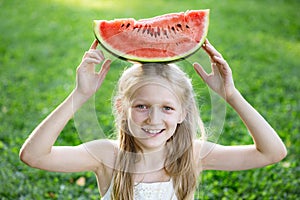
left=101, top=179, right=177, bottom=200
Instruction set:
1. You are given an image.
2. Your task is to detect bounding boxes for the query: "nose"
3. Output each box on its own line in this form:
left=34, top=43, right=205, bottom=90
left=147, top=106, right=163, bottom=124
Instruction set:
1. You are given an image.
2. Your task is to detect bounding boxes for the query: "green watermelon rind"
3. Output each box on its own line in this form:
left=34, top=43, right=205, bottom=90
left=93, top=10, right=209, bottom=63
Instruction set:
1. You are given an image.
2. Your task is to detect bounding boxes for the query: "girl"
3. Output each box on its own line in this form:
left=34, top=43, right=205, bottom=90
left=20, top=39, right=287, bottom=199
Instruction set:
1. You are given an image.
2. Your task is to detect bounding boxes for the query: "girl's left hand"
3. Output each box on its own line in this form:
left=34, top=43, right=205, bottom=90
left=193, top=39, right=236, bottom=100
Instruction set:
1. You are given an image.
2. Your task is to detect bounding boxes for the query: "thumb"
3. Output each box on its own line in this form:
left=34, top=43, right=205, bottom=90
left=193, top=62, right=208, bottom=82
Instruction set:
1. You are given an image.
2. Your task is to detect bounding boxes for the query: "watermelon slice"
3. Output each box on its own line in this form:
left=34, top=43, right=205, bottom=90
left=93, top=10, right=209, bottom=62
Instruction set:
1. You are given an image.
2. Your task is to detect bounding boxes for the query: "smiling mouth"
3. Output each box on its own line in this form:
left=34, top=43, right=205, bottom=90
left=142, top=128, right=165, bottom=135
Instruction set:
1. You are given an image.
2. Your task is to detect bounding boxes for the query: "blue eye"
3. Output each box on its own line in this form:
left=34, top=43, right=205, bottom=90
left=136, top=105, right=148, bottom=110
left=163, top=106, right=174, bottom=111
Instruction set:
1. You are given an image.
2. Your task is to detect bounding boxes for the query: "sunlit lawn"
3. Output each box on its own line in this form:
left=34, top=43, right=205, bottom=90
left=1, top=0, right=299, bottom=199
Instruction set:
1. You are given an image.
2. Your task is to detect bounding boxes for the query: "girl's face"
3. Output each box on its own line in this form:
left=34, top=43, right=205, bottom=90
left=127, top=82, right=185, bottom=152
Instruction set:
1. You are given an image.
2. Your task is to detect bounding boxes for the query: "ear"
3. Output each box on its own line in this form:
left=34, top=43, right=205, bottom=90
left=115, top=98, right=129, bottom=120
left=115, top=98, right=123, bottom=114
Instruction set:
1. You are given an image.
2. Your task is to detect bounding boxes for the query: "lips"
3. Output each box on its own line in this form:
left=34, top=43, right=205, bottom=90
left=142, top=128, right=165, bottom=136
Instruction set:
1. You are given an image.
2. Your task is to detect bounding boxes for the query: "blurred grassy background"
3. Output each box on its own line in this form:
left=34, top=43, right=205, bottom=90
left=0, top=0, right=299, bottom=199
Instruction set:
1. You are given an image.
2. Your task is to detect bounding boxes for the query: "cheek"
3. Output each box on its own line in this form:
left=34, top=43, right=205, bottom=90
left=129, top=111, right=147, bottom=124
left=169, top=112, right=184, bottom=123
left=164, top=115, right=182, bottom=128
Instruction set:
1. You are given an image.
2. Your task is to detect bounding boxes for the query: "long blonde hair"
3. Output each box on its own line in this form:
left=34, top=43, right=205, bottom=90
left=111, top=63, right=205, bottom=199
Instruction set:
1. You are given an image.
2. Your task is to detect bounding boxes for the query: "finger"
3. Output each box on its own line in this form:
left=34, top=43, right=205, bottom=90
left=202, top=38, right=218, bottom=64
left=96, top=59, right=111, bottom=88
left=202, top=40, right=223, bottom=59
left=98, top=59, right=111, bottom=75
left=193, top=62, right=209, bottom=82
left=213, top=56, right=227, bottom=66
left=82, top=58, right=102, bottom=67
left=98, top=50, right=105, bottom=60
left=213, top=56, right=232, bottom=76
left=211, top=62, right=221, bottom=75
left=202, top=38, right=209, bottom=47
left=83, top=49, right=104, bottom=60
left=90, top=39, right=99, bottom=50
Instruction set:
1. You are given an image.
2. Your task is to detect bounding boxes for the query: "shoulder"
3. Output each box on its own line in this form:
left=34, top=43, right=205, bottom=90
left=193, top=140, right=205, bottom=172
left=193, top=140, right=218, bottom=157
left=81, top=139, right=119, bottom=169
left=193, top=140, right=220, bottom=171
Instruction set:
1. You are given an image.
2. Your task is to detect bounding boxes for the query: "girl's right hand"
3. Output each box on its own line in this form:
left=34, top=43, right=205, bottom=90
left=75, top=40, right=111, bottom=100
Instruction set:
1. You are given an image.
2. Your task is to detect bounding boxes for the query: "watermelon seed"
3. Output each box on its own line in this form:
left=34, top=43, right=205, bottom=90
left=186, top=24, right=190, bottom=29
left=171, top=26, right=176, bottom=34
left=176, top=24, right=183, bottom=31
left=121, top=24, right=125, bottom=28
left=147, top=26, right=152, bottom=35
left=157, top=27, right=161, bottom=36
left=126, top=23, right=131, bottom=28
left=147, top=26, right=153, bottom=36
left=163, top=29, right=169, bottom=38
left=142, top=25, right=148, bottom=34
left=151, top=28, right=155, bottom=36
left=136, top=25, right=142, bottom=32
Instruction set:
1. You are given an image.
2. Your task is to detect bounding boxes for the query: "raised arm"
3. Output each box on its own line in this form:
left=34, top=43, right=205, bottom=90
left=19, top=40, right=112, bottom=172
left=193, top=39, right=287, bottom=171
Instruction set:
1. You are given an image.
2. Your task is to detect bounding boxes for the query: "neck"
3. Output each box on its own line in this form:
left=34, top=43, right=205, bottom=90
left=134, top=146, right=167, bottom=174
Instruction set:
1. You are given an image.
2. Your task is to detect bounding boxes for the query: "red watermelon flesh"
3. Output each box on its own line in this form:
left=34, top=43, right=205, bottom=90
left=93, top=10, right=209, bottom=62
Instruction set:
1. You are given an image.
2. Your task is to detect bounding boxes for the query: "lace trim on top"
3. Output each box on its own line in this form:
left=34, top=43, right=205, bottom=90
left=101, top=180, right=177, bottom=200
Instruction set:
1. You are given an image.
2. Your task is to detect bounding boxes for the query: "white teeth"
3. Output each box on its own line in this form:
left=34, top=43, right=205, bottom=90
left=143, top=129, right=162, bottom=134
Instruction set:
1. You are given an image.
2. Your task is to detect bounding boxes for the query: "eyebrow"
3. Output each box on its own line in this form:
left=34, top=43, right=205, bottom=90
left=131, top=98, right=179, bottom=106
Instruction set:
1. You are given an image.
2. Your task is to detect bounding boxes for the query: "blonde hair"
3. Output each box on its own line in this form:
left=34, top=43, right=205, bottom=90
left=111, top=63, right=205, bottom=199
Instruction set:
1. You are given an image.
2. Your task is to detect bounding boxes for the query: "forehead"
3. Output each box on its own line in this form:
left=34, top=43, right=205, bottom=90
left=131, top=83, right=181, bottom=105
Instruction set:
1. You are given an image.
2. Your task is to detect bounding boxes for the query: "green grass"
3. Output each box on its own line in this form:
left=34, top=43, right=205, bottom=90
left=1, top=0, right=299, bottom=199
